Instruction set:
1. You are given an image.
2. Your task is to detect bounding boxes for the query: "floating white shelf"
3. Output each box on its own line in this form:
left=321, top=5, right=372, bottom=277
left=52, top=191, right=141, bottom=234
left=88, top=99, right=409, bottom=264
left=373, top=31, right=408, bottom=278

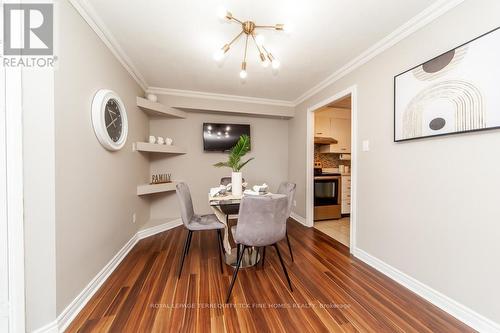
left=137, top=97, right=187, bottom=118
left=134, top=142, right=186, bottom=154
left=137, top=182, right=177, bottom=196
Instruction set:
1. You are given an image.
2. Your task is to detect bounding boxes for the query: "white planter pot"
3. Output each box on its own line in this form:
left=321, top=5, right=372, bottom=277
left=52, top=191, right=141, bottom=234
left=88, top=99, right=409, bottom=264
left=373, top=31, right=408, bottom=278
left=231, top=172, right=243, bottom=196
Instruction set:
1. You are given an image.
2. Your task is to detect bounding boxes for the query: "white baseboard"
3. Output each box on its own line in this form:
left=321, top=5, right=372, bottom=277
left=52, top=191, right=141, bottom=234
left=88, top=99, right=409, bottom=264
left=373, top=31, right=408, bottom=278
left=353, top=248, right=500, bottom=333
left=32, top=219, right=182, bottom=333
left=290, top=212, right=308, bottom=227
left=136, top=218, right=183, bottom=239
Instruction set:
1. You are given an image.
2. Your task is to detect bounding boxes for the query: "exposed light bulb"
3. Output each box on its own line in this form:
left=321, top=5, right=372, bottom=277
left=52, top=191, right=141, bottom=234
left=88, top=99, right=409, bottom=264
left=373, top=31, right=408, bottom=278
left=213, top=49, right=224, bottom=61
left=217, top=7, right=229, bottom=20
left=226, top=126, right=231, bottom=131
left=255, top=34, right=265, bottom=46
left=262, top=59, right=270, bottom=68
left=283, top=23, right=294, bottom=34
left=239, top=70, right=248, bottom=79
left=272, top=59, right=281, bottom=69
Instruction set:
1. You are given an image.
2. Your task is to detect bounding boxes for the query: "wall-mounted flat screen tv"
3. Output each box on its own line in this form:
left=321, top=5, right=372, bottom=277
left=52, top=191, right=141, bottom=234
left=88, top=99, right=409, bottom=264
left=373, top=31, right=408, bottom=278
left=203, top=123, right=251, bottom=152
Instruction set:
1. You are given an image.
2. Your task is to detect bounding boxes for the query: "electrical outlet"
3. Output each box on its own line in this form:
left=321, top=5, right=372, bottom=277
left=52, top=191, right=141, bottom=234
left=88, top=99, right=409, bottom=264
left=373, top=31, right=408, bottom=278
left=132, top=213, right=137, bottom=224
left=293, top=200, right=297, bottom=207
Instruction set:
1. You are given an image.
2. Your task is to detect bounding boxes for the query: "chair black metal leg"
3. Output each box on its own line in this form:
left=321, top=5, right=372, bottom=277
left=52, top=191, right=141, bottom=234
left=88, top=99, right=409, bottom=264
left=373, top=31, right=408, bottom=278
left=285, top=231, right=294, bottom=262
left=217, top=229, right=224, bottom=274
left=236, top=243, right=241, bottom=261
left=261, top=246, right=266, bottom=267
left=185, top=230, right=193, bottom=255
left=178, top=230, right=193, bottom=279
left=226, top=245, right=246, bottom=303
left=273, top=244, right=293, bottom=292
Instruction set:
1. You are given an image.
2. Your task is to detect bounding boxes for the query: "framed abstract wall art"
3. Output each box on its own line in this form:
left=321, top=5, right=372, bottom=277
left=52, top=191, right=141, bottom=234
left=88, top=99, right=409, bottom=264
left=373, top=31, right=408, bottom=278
left=394, top=27, right=500, bottom=142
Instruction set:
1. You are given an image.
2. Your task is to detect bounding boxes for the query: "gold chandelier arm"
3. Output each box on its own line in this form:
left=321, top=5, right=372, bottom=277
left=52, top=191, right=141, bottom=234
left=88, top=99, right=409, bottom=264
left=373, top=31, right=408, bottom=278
left=227, top=31, right=244, bottom=47
left=250, top=33, right=263, bottom=54
left=243, top=34, right=249, bottom=63
left=229, top=15, right=243, bottom=24
left=256, top=24, right=283, bottom=30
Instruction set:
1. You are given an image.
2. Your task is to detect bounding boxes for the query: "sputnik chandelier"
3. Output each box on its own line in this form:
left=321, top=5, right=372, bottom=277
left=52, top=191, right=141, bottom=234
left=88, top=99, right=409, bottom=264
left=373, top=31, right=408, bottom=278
left=213, top=8, right=290, bottom=79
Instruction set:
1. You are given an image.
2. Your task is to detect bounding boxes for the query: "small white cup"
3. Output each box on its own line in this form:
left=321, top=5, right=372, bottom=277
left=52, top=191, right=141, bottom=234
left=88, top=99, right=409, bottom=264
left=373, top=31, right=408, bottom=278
left=148, top=135, right=156, bottom=144
left=146, top=93, right=158, bottom=102
left=165, top=137, right=173, bottom=146
left=157, top=136, right=165, bottom=145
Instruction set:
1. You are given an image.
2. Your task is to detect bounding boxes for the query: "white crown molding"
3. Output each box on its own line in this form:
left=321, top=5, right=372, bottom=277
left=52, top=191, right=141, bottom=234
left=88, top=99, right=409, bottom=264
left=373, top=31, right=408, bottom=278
left=147, top=87, right=296, bottom=108
left=68, top=0, right=148, bottom=91
left=32, top=219, right=182, bottom=333
left=292, top=0, right=467, bottom=105
left=353, top=248, right=500, bottom=333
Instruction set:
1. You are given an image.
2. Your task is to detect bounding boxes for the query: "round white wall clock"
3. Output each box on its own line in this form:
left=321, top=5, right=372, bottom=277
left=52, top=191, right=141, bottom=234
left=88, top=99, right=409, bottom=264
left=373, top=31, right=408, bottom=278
left=91, top=89, right=128, bottom=151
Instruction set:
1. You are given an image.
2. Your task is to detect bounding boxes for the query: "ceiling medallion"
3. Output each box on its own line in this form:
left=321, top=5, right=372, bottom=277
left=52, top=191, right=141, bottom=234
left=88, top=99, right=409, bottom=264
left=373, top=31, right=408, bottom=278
left=213, top=8, right=291, bottom=79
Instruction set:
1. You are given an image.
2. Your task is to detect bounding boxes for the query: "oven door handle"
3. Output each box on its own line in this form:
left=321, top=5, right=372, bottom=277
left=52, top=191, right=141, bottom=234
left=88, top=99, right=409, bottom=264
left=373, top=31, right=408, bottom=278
left=314, top=177, right=340, bottom=180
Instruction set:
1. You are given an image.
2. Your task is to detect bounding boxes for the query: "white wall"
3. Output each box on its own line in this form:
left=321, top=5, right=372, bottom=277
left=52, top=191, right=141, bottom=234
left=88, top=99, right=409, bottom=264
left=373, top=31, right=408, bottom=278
left=23, top=68, right=57, bottom=331
left=289, top=0, right=500, bottom=325
left=149, top=106, right=289, bottom=219
left=54, top=0, right=149, bottom=315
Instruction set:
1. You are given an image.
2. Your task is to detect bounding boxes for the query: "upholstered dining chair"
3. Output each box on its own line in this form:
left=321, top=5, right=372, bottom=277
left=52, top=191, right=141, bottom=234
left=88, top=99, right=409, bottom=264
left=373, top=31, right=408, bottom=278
left=220, top=177, right=246, bottom=218
left=226, top=194, right=292, bottom=302
left=176, top=182, right=225, bottom=279
left=277, top=182, right=297, bottom=262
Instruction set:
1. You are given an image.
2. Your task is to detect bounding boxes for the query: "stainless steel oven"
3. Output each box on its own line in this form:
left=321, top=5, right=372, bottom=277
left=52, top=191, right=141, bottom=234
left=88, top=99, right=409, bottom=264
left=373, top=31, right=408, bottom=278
left=314, top=175, right=341, bottom=220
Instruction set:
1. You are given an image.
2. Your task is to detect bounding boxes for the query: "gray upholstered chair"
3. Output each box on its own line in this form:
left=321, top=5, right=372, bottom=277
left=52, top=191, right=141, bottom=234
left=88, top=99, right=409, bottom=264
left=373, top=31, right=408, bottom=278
left=176, top=182, right=225, bottom=279
left=220, top=177, right=245, bottom=217
left=276, top=182, right=297, bottom=262
left=226, top=194, right=292, bottom=302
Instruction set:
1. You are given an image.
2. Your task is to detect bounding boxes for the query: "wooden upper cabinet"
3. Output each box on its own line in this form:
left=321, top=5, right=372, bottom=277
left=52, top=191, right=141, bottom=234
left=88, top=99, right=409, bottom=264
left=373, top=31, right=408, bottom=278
left=331, top=117, right=351, bottom=153
left=318, top=116, right=351, bottom=154
left=314, top=114, right=331, bottom=138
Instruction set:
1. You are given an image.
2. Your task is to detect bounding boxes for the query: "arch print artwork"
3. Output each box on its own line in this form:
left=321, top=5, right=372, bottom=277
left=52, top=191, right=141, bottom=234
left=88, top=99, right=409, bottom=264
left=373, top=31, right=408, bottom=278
left=394, top=27, right=500, bottom=142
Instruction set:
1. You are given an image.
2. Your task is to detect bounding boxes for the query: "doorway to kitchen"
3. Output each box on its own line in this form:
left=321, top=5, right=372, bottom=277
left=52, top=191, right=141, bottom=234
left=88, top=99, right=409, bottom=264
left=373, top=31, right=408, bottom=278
left=306, top=86, right=357, bottom=251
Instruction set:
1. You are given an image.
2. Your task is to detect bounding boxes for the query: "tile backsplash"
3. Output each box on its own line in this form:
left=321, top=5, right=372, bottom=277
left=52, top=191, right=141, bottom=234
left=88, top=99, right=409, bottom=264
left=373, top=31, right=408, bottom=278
left=314, top=144, right=351, bottom=168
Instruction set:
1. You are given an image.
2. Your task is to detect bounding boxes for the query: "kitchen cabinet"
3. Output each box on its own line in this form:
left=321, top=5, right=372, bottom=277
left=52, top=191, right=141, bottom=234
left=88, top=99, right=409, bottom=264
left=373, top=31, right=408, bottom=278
left=318, top=117, right=351, bottom=153
left=314, top=114, right=331, bottom=138
left=341, top=175, right=351, bottom=215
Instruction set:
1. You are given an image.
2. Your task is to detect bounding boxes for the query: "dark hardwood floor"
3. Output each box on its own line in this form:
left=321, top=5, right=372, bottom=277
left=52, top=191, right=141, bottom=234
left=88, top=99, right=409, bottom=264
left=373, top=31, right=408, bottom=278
left=67, top=220, right=474, bottom=332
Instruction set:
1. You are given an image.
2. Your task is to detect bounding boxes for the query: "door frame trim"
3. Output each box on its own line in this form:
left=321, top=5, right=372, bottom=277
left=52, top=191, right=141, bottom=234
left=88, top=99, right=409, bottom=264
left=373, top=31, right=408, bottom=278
left=305, top=85, right=358, bottom=251
left=4, top=67, right=26, bottom=332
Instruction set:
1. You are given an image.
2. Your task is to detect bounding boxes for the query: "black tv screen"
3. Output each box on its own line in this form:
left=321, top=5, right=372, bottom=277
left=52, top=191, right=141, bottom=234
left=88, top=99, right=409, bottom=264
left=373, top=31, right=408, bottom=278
left=203, top=123, right=251, bottom=152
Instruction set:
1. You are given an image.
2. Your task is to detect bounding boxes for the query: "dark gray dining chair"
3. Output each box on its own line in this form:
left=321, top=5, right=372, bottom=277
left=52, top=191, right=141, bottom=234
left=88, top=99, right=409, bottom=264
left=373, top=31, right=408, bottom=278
left=277, top=182, right=297, bottom=262
left=176, top=182, right=225, bottom=279
left=226, top=194, right=292, bottom=302
left=220, top=177, right=246, bottom=218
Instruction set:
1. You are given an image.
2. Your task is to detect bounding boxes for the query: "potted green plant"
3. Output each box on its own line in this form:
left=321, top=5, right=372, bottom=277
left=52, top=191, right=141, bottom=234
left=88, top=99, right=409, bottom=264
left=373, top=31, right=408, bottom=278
left=213, top=134, right=254, bottom=195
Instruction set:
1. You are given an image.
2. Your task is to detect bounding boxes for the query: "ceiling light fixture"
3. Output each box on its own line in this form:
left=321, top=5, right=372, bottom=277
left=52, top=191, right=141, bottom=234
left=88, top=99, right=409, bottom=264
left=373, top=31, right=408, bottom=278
left=214, top=8, right=288, bottom=79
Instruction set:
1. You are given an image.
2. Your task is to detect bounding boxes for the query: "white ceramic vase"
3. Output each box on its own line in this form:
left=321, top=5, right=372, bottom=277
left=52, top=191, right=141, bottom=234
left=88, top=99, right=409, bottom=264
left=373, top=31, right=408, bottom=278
left=231, top=171, right=242, bottom=196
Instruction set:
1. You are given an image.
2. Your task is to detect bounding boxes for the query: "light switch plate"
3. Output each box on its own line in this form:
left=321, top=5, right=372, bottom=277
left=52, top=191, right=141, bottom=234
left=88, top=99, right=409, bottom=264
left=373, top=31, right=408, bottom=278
left=362, top=140, right=370, bottom=152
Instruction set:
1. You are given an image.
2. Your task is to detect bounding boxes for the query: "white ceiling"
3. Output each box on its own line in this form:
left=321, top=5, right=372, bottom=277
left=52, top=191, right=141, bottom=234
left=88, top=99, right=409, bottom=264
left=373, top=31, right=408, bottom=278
left=83, top=0, right=441, bottom=102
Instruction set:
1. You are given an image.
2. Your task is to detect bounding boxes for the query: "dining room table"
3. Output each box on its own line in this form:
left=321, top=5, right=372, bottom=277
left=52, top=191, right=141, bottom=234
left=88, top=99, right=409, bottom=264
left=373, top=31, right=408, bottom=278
left=209, top=190, right=271, bottom=268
